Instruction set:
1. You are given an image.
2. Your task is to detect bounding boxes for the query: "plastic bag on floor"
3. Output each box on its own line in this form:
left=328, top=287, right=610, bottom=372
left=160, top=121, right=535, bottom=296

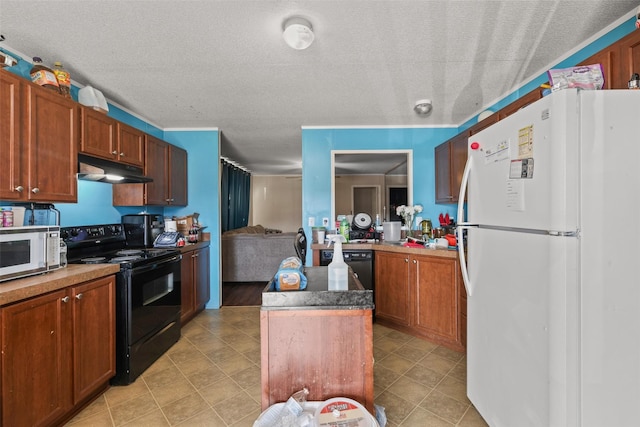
left=374, top=404, right=387, bottom=427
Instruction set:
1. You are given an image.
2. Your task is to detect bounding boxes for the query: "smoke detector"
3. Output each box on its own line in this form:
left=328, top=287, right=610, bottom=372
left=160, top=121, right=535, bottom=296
left=414, top=99, right=432, bottom=115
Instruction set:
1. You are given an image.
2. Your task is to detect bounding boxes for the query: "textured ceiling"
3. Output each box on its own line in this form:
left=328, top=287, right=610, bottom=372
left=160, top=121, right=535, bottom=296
left=1, top=0, right=637, bottom=174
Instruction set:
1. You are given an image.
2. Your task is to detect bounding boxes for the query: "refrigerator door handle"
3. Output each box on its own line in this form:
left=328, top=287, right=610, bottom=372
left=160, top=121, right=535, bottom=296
left=457, top=155, right=472, bottom=224
left=457, top=224, right=473, bottom=296
left=457, top=155, right=473, bottom=296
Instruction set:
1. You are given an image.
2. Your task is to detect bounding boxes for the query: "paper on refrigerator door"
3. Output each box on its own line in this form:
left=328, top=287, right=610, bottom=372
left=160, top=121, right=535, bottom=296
left=506, top=179, right=525, bottom=211
left=484, top=138, right=510, bottom=164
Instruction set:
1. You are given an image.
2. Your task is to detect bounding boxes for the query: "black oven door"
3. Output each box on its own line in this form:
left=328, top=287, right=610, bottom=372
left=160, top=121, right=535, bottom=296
left=113, top=254, right=182, bottom=385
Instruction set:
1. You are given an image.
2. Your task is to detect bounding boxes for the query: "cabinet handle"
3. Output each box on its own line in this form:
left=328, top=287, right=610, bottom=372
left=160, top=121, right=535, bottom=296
left=14, top=185, right=24, bottom=192
left=191, top=253, right=198, bottom=258
left=111, top=150, right=118, bottom=155
left=119, top=152, right=125, bottom=157
left=76, top=293, right=83, bottom=300
left=31, top=187, right=40, bottom=194
left=404, top=258, right=409, bottom=263
left=413, top=259, right=417, bottom=264
left=61, top=296, right=70, bottom=303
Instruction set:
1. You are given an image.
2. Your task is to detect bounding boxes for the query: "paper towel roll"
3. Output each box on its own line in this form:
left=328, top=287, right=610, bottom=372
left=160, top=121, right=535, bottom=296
left=165, top=220, right=177, bottom=232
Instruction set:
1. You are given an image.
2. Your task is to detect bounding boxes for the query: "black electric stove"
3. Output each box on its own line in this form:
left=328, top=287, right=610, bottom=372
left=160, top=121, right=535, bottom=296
left=63, top=224, right=179, bottom=267
left=61, top=223, right=182, bottom=385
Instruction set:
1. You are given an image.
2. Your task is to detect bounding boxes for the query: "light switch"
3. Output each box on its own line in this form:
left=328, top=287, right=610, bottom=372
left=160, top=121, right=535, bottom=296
left=322, top=217, right=329, bottom=227
left=308, top=217, right=315, bottom=227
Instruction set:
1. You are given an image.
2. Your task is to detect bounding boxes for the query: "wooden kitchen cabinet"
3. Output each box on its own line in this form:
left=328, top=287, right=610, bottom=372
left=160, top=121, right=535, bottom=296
left=375, top=250, right=464, bottom=351
left=1, top=275, right=115, bottom=427
left=468, top=111, right=499, bottom=135
left=615, top=28, right=640, bottom=89
left=435, top=132, right=468, bottom=204
left=168, top=144, right=188, bottom=205
left=80, top=107, right=144, bottom=167
left=0, top=69, right=78, bottom=203
left=113, top=135, right=187, bottom=206
left=181, top=245, right=210, bottom=325
left=412, top=254, right=460, bottom=344
left=375, top=251, right=411, bottom=326
left=497, top=88, right=544, bottom=120
left=0, top=70, right=23, bottom=201
left=115, top=122, right=145, bottom=167
left=80, top=106, right=117, bottom=160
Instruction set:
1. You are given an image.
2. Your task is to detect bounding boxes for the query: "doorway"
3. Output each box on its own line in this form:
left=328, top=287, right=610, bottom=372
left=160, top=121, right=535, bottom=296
left=388, top=187, right=407, bottom=222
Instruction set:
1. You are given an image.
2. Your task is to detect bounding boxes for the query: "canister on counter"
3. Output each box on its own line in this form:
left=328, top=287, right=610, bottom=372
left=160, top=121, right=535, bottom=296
left=2, top=208, right=13, bottom=227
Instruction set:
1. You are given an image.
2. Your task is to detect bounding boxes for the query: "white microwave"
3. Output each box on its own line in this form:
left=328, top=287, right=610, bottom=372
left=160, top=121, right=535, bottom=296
left=0, top=226, right=62, bottom=282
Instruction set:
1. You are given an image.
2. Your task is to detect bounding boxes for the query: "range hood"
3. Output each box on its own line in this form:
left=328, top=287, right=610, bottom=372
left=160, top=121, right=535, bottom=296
left=77, top=154, right=153, bottom=184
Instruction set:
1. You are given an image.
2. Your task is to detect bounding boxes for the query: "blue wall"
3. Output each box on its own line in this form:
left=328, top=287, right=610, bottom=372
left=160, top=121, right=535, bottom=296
left=164, top=129, right=221, bottom=309
left=301, top=126, right=458, bottom=264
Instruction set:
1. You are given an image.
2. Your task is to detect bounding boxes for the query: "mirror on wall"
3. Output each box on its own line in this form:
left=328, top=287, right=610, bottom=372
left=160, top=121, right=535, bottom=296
left=331, top=150, right=413, bottom=230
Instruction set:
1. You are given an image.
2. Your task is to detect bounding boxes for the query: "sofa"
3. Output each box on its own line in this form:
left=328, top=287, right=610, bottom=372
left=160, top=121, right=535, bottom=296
left=221, top=225, right=298, bottom=282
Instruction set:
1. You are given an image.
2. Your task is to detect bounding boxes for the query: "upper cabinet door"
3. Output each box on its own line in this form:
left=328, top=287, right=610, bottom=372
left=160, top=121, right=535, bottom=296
left=144, top=135, right=169, bottom=205
left=80, top=107, right=117, bottom=160
left=116, top=123, right=145, bottom=167
left=24, top=83, right=78, bottom=202
left=617, top=29, right=640, bottom=89
left=169, top=145, right=188, bottom=206
left=0, top=70, right=24, bottom=201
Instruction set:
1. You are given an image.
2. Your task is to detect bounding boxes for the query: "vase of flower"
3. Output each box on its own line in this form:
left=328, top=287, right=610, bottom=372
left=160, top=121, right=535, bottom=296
left=395, top=204, right=423, bottom=234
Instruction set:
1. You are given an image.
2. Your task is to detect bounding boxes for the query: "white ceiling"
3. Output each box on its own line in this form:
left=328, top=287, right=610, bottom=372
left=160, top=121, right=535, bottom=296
left=1, top=1, right=638, bottom=175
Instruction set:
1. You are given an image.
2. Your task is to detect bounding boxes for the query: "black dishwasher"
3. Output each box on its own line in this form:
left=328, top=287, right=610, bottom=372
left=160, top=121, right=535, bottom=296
left=320, top=249, right=374, bottom=293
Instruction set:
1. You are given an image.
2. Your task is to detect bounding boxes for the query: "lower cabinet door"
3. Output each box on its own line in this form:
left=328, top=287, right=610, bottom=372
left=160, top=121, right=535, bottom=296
left=1, top=289, right=72, bottom=427
left=72, top=276, right=116, bottom=403
left=195, top=247, right=210, bottom=310
left=374, top=251, right=411, bottom=326
left=412, top=255, right=459, bottom=342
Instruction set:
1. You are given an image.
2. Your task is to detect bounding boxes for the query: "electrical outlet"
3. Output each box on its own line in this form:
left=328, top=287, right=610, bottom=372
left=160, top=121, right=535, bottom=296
left=308, top=217, right=315, bottom=227
left=322, top=217, right=329, bottom=227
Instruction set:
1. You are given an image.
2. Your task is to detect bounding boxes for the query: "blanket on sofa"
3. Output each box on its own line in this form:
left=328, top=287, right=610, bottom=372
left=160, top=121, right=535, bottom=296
left=221, top=225, right=298, bottom=282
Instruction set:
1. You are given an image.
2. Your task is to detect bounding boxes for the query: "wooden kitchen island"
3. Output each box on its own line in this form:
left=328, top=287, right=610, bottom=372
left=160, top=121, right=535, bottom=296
left=260, top=267, right=374, bottom=414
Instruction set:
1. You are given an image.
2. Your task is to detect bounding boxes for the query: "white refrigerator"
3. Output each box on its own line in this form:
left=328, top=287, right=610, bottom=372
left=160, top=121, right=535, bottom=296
left=456, top=88, right=640, bottom=427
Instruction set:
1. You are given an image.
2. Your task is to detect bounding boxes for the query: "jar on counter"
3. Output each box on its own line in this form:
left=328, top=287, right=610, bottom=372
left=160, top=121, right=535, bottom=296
left=2, top=209, right=14, bottom=227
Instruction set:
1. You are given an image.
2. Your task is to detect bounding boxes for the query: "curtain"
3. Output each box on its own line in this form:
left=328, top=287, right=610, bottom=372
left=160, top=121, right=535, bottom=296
left=221, top=159, right=251, bottom=232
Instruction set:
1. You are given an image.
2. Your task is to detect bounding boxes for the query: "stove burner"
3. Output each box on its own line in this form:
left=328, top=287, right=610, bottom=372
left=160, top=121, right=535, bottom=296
left=117, top=249, right=144, bottom=256
left=110, top=256, right=143, bottom=264
left=81, top=257, right=108, bottom=264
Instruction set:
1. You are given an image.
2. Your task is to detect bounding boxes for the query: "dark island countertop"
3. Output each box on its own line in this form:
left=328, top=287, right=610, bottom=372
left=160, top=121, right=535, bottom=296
left=262, top=266, right=373, bottom=310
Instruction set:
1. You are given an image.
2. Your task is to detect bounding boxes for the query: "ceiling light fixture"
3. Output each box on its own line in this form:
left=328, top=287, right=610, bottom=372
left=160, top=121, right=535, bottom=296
left=283, top=17, right=315, bottom=50
left=414, top=99, right=432, bottom=115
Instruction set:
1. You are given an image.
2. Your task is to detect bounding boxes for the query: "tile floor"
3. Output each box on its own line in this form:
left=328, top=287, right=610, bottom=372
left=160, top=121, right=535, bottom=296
left=66, top=307, right=489, bottom=427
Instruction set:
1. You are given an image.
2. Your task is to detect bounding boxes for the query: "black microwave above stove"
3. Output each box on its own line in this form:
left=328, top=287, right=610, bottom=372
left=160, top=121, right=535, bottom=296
left=122, top=214, right=164, bottom=248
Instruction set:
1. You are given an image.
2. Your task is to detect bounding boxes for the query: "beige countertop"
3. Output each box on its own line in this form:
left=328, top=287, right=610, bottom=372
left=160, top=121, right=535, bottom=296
left=0, top=264, right=121, bottom=307
left=310, top=241, right=459, bottom=259
left=0, top=243, right=211, bottom=307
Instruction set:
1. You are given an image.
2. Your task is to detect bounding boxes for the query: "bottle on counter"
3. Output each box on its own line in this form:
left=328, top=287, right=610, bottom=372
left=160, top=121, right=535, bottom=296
left=339, top=217, right=350, bottom=242
left=328, top=235, right=348, bottom=291
left=53, top=61, right=71, bottom=97
left=30, top=57, right=60, bottom=93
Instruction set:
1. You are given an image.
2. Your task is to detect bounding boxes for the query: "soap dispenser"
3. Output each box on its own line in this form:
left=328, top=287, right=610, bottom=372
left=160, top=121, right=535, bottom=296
left=327, top=235, right=348, bottom=291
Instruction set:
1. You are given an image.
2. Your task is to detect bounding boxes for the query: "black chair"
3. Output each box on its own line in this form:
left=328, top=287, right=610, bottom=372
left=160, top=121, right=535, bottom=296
left=294, top=227, right=307, bottom=262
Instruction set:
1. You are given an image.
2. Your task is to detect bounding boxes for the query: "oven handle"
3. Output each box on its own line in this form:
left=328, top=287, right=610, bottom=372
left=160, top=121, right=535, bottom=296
left=131, top=254, right=182, bottom=274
